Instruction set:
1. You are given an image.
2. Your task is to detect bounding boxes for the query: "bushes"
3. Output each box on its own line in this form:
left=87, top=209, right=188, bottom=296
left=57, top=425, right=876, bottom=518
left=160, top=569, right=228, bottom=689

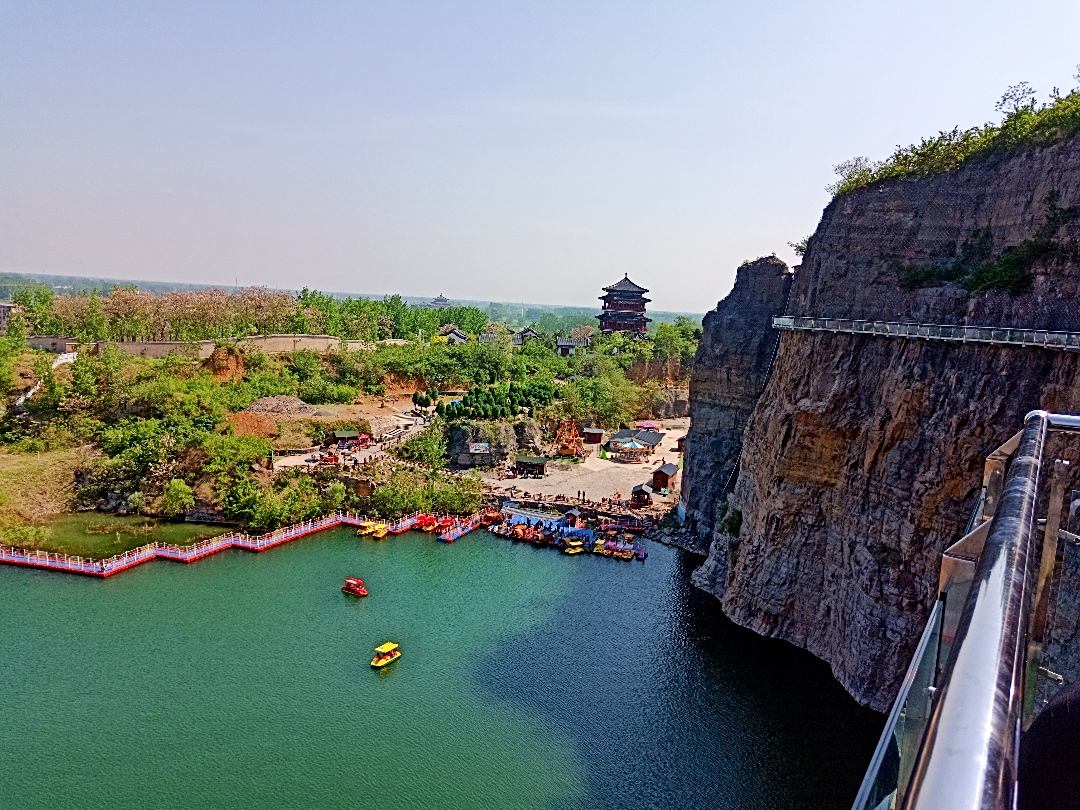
left=367, top=467, right=483, bottom=518
left=442, top=380, right=556, bottom=421
left=160, top=479, right=195, bottom=517
left=721, top=507, right=742, bottom=537
left=220, top=468, right=348, bottom=531
left=831, top=81, right=1080, bottom=197
left=393, top=419, right=449, bottom=468
left=297, top=378, right=357, bottom=405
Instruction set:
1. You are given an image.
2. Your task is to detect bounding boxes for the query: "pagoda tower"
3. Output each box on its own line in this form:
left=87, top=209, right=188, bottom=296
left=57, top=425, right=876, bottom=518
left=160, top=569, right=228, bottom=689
left=597, top=274, right=651, bottom=335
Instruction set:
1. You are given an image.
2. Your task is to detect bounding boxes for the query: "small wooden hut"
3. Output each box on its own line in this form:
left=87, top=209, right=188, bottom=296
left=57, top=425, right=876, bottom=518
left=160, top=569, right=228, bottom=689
left=515, top=456, right=548, bottom=478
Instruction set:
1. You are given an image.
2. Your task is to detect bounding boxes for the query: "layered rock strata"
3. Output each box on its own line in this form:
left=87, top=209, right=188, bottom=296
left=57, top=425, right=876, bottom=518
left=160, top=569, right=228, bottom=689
left=679, top=256, right=792, bottom=553
left=683, top=134, right=1080, bottom=710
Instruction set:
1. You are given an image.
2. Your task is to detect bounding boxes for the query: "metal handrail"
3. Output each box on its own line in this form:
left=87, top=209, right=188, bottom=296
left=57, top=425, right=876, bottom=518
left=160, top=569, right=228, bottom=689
left=773, top=316, right=1080, bottom=351
left=885, top=411, right=1080, bottom=809
left=903, top=411, right=1046, bottom=808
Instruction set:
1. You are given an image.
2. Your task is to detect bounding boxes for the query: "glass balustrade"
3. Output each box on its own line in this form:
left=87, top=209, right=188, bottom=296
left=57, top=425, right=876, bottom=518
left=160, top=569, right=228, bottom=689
left=851, top=600, right=943, bottom=810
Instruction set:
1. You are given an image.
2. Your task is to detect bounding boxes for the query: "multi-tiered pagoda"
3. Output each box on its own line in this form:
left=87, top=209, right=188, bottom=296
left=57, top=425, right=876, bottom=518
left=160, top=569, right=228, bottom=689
left=597, top=274, right=651, bottom=335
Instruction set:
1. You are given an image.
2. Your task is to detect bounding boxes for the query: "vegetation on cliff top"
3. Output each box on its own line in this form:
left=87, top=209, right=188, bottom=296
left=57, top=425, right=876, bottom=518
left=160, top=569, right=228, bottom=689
left=830, top=70, right=1080, bottom=197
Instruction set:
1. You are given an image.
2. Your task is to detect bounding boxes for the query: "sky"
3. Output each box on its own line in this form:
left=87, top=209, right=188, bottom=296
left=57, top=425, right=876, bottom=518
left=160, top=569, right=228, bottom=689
left=2, top=2, right=1078, bottom=312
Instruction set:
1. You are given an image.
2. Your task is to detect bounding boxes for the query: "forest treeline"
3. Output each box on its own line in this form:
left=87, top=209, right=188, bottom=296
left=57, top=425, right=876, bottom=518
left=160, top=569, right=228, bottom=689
left=9, top=283, right=700, bottom=344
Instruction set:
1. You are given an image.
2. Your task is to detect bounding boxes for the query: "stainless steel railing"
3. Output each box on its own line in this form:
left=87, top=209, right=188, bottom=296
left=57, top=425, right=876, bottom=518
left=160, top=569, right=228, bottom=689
left=773, top=316, right=1080, bottom=351
left=853, top=411, right=1080, bottom=810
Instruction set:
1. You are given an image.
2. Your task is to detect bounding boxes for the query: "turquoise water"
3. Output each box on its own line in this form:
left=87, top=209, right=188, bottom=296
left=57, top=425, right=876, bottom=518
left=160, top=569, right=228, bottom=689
left=0, top=530, right=881, bottom=808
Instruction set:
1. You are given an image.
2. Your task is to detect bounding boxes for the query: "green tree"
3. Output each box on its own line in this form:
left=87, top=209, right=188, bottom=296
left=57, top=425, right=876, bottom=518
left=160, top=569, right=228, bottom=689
left=322, top=481, right=347, bottom=512
left=161, top=478, right=195, bottom=517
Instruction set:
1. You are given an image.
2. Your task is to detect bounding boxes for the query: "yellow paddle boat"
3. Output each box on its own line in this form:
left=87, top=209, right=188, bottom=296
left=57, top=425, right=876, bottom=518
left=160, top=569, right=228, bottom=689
left=371, top=641, right=401, bottom=668
left=563, top=540, right=585, bottom=555
left=356, top=521, right=377, bottom=536
left=370, top=525, right=389, bottom=539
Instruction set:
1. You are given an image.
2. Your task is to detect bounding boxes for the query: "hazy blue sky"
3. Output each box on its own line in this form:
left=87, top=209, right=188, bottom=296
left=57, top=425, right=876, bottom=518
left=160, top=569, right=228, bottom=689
left=2, top=2, right=1078, bottom=311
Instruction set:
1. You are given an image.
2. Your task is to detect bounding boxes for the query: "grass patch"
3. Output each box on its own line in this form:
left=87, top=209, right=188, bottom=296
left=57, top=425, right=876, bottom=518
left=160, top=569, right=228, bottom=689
left=0, top=447, right=96, bottom=526
left=8, top=513, right=224, bottom=557
left=0, top=448, right=224, bottom=556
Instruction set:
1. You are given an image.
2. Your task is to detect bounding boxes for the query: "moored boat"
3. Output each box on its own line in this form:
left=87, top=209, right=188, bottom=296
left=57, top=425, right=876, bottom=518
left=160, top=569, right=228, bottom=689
left=370, top=641, right=401, bottom=668
left=481, top=508, right=504, bottom=526
left=563, top=540, right=585, bottom=555
left=370, top=525, right=389, bottom=539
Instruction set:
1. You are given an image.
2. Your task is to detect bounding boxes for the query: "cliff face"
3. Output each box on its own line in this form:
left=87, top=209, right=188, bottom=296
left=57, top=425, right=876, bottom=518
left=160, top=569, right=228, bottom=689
left=684, top=134, right=1080, bottom=710
left=792, top=134, right=1080, bottom=329
left=679, top=257, right=792, bottom=553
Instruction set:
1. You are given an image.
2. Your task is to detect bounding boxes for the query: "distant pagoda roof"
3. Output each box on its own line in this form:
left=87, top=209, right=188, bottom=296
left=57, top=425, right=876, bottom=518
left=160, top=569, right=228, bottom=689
left=601, top=274, right=649, bottom=294
left=420, top=293, right=452, bottom=308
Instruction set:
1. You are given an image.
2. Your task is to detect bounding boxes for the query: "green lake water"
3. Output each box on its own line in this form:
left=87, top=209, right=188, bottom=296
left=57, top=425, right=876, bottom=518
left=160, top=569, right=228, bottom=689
left=0, top=529, right=881, bottom=808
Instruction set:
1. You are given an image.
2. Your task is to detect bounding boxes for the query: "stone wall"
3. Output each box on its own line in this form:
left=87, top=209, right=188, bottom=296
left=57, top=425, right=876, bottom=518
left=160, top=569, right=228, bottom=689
left=27, top=336, right=79, bottom=353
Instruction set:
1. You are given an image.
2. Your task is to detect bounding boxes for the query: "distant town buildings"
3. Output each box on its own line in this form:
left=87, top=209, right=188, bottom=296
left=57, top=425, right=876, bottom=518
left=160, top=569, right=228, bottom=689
left=597, top=275, right=651, bottom=335
left=512, top=326, right=542, bottom=347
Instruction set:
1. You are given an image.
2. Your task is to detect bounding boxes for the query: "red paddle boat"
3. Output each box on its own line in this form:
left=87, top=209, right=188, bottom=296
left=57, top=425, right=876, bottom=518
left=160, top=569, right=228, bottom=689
left=342, top=577, right=369, bottom=597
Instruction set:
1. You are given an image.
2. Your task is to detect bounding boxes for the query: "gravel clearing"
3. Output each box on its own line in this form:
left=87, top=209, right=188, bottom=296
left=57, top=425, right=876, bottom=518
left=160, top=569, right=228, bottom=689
left=245, top=396, right=317, bottom=416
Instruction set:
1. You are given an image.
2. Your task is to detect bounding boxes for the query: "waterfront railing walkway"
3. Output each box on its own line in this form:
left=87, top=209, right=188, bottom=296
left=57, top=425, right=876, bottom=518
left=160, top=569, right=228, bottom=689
left=0, top=509, right=489, bottom=579
left=773, top=316, right=1080, bottom=351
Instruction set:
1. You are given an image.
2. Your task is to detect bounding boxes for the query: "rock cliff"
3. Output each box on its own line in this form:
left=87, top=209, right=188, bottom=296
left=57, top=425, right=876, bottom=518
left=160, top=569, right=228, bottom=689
left=680, top=256, right=792, bottom=553
left=683, top=134, right=1080, bottom=710
left=447, top=418, right=543, bottom=467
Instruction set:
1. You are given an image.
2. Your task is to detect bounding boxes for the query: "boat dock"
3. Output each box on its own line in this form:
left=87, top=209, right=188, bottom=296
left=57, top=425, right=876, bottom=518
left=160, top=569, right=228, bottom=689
left=0, top=501, right=646, bottom=579
left=0, top=509, right=492, bottom=579
left=438, top=513, right=486, bottom=543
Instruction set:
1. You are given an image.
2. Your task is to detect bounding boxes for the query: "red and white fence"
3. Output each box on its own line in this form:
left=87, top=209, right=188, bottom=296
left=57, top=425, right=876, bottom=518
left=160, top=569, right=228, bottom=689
left=2, top=511, right=363, bottom=578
